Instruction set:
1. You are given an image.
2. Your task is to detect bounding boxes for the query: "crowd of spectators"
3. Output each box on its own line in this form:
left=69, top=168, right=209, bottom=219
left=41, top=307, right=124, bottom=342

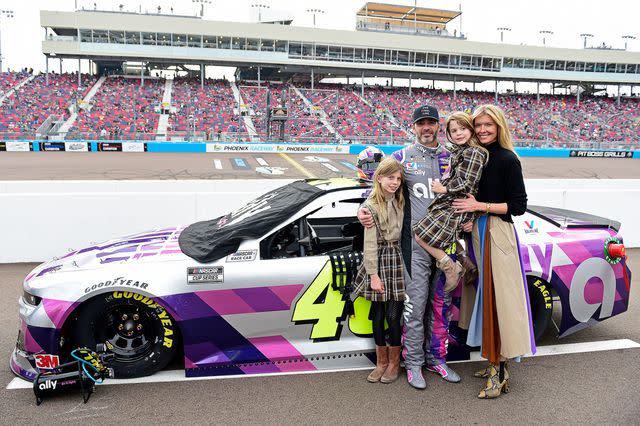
left=0, top=72, right=95, bottom=137
left=168, top=78, right=242, bottom=138
left=239, top=83, right=332, bottom=140
left=363, top=85, right=639, bottom=145
left=0, top=71, right=637, bottom=145
left=303, top=83, right=396, bottom=138
left=71, top=76, right=163, bottom=140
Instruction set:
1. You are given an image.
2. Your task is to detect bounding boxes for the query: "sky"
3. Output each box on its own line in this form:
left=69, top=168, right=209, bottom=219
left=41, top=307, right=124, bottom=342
left=1, top=0, right=638, bottom=90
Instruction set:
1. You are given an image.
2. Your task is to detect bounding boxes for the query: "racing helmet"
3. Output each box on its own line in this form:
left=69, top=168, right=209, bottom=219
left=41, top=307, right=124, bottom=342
left=356, top=146, right=385, bottom=180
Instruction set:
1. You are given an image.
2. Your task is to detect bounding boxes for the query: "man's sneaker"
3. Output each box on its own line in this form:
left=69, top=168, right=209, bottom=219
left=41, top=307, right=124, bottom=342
left=406, top=366, right=427, bottom=389
left=426, top=363, right=461, bottom=383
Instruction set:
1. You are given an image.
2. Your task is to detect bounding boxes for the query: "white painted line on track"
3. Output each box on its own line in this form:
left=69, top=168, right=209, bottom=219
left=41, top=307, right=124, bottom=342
left=255, top=157, right=268, bottom=166
left=213, top=159, right=222, bottom=170
left=7, top=338, right=639, bottom=390
left=321, top=163, right=340, bottom=172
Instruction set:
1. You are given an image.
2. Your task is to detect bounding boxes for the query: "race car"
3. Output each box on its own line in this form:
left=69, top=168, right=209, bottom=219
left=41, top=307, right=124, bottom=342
left=11, top=178, right=632, bottom=381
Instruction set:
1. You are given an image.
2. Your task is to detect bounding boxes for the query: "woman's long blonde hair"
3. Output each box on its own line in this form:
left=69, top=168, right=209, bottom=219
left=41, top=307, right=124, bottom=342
left=369, top=157, right=405, bottom=227
left=445, top=112, right=486, bottom=153
left=472, top=104, right=517, bottom=155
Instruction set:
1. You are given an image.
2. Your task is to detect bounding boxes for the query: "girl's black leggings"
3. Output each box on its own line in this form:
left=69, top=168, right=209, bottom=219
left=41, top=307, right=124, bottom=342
left=370, top=300, right=403, bottom=346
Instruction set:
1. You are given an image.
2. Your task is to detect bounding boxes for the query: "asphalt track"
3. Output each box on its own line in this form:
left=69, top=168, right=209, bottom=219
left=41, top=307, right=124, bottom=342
left=1, top=152, right=639, bottom=424
left=1, top=152, right=640, bottom=180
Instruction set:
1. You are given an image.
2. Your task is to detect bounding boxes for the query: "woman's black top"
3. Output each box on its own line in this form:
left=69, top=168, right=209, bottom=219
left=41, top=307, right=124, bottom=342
left=475, top=141, right=527, bottom=223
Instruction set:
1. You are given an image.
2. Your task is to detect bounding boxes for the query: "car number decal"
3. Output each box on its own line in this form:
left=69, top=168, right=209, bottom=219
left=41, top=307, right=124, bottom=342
left=292, top=261, right=375, bottom=340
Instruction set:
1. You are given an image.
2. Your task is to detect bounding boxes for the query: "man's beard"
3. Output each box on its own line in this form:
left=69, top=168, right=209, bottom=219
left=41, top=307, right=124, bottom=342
left=416, top=133, right=437, bottom=147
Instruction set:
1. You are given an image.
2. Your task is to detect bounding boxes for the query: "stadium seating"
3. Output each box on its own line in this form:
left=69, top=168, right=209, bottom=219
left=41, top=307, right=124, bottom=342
left=0, top=73, right=95, bottom=138
left=303, top=83, right=397, bottom=140
left=239, top=83, right=332, bottom=140
left=71, top=76, right=163, bottom=140
left=363, top=86, right=639, bottom=145
left=0, top=71, right=29, bottom=98
left=169, top=78, right=242, bottom=138
left=0, top=73, right=637, bottom=145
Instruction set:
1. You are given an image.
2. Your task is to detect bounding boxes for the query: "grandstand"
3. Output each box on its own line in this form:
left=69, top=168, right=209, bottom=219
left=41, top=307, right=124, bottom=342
left=0, top=6, right=637, bottom=148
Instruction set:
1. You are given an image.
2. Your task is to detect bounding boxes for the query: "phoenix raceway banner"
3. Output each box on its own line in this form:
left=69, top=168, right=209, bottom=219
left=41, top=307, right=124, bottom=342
left=206, top=143, right=351, bottom=154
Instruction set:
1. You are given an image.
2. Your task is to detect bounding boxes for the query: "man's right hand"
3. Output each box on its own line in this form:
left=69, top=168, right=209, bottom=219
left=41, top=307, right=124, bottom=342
left=357, top=207, right=375, bottom=228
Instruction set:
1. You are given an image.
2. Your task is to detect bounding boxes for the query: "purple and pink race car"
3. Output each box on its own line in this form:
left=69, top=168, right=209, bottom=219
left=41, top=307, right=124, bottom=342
left=11, top=178, right=632, bottom=380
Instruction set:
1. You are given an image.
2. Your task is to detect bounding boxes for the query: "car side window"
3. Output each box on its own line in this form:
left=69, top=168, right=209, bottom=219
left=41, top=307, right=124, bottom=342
left=260, top=199, right=364, bottom=260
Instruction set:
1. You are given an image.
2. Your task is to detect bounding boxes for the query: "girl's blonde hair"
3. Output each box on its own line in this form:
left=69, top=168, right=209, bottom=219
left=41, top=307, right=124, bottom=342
left=445, top=112, right=486, bottom=154
left=471, top=104, right=517, bottom=155
left=369, top=157, right=405, bottom=226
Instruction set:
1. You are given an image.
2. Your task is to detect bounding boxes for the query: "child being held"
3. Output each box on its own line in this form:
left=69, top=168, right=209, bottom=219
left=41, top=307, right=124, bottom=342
left=413, top=112, right=488, bottom=292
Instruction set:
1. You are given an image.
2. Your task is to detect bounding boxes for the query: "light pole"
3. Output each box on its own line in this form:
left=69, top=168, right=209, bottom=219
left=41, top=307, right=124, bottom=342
left=580, top=33, right=593, bottom=48
left=192, top=0, right=211, bottom=18
left=0, top=10, right=14, bottom=73
left=622, top=34, right=636, bottom=50
left=251, top=3, right=270, bottom=23
left=539, top=30, right=553, bottom=46
left=306, top=8, right=324, bottom=27
left=496, top=26, right=511, bottom=43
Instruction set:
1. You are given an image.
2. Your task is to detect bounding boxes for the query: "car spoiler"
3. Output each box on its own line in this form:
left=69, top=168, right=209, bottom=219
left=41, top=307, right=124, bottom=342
left=527, top=205, right=621, bottom=232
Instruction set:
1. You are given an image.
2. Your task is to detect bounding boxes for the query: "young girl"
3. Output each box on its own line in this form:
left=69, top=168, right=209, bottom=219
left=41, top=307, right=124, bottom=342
left=413, top=112, right=488, bottom=292
left=353, top=157, right=405, bottom=384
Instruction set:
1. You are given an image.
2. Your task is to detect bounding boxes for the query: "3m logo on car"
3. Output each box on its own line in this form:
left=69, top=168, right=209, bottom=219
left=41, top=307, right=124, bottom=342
left=35, top=354, right=59, bottom=369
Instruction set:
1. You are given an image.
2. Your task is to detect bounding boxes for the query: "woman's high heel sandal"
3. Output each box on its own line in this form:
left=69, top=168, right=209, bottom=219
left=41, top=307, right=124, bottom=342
left=474, top=360, right=509, bottom=379
left=477, top=364, right=510, bottom=399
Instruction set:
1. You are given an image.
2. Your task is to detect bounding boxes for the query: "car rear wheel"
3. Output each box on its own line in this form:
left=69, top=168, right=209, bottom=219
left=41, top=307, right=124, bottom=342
left=70, top=291, right=178, bottom=378
left=527, top=276, right=554, bottom=342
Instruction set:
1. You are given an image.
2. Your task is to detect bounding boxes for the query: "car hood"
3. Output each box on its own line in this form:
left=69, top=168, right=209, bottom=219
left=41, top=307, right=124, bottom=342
left=26, top=226, right=186, bottom=282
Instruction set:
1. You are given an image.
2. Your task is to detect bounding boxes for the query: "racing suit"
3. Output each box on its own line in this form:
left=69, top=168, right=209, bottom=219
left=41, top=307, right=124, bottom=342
left=392, top=143, right=452, bottom=368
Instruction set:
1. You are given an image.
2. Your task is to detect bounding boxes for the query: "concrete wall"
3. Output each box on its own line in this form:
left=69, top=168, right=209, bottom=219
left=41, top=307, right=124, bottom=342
left=1, top=179, right=638, bottom=263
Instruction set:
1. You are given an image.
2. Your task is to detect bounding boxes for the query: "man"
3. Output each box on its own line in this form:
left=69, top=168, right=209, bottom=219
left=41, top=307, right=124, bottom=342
left=358, top=105, right=460, bottom=389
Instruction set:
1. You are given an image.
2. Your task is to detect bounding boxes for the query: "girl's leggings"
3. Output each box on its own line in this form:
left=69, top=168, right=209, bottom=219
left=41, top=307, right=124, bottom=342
left=371, top=300, right=403, bottom=346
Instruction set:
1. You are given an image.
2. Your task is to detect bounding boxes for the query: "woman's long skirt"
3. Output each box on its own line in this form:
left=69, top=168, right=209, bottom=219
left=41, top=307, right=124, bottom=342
left=463, top=215, right=536, bottom=363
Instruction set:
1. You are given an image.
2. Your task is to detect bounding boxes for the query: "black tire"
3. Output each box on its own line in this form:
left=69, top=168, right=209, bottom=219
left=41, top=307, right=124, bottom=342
left=527, top=276, right=554, bottom=342
left=71, top=291, right=178, bottom=378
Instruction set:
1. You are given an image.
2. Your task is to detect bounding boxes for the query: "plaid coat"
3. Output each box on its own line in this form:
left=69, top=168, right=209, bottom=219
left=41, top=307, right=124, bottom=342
left=414, top=144, right=487, bottom=249
left=353, top=199, right=405, bottom=302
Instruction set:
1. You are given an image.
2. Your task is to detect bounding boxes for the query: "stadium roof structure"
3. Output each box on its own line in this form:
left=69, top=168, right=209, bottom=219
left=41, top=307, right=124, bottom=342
left=41, top=10, right=640, bottom=87
left=356, top=2, right=461, bottom=25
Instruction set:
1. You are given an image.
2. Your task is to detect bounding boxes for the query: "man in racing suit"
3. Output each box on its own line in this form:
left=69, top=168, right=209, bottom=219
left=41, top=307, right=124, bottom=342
left=358, top=105, right=460, bottom=389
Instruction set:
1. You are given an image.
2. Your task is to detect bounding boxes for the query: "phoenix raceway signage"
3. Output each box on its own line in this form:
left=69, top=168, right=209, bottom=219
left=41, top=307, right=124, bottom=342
left=206, top=143, right=350, bottom=154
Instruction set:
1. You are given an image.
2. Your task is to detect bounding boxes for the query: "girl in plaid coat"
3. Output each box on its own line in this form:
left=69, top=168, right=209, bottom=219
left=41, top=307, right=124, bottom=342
left=353, top=157, right=405, bottom=384
left=413, top=112, right=488, bottom=292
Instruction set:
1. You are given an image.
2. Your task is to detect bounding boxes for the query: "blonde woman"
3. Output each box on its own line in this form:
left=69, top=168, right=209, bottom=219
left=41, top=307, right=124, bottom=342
left=353, top=157, right=405, bottom=384
left=452, top=104, right=536, bottom=399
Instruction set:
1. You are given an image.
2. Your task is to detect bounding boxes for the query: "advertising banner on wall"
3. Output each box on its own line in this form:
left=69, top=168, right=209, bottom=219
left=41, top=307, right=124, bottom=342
left=569, top=150, right=634, bottom=158
left=40, top=142, right=66, bottom=151
left=6, top=142, right=33, bottom=152
left=206, top=143, right=350, bottom=154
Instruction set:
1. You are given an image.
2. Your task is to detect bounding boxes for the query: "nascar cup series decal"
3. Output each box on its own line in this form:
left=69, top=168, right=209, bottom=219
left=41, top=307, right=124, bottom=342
left=187, top=267, right=224, bottom=284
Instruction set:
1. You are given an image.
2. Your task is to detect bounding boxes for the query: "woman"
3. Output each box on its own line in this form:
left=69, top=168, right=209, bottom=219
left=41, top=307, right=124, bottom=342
left=452, top=104, right=536, bottom=399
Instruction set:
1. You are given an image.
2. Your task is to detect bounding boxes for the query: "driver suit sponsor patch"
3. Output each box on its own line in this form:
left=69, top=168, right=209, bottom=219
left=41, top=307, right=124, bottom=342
left=187, top=267, right=224, bottom=284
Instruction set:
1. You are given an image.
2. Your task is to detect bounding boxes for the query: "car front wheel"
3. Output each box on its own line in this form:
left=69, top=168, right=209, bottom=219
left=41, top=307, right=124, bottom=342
left=70, top=291, right=178, bottom=378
